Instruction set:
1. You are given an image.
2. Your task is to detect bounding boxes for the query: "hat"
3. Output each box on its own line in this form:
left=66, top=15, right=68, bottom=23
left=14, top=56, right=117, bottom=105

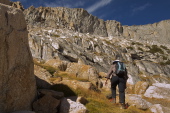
left=112, top=60, right=120, bottom=64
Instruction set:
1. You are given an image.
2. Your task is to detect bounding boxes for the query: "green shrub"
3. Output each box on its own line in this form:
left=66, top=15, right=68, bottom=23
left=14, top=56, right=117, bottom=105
left=104, top=40, right=112, bottom=45
left=43, top=65, right=57, bottom=75
left=127, top=46, right=133, bottom=50
left=34, top=60, right=57, bottom=75
left=138, top=47, right=143, bottom=51
left=160, top=60, right=170, bottom=65
left=162, top=56, right=168, bottom=60
left=160, top=45, right=168, bottom=50
left=52, top=34, right=60, bottom=37
left=132, top=42, right=142, bottom=46
left=147, top=45, right=164, bottom=54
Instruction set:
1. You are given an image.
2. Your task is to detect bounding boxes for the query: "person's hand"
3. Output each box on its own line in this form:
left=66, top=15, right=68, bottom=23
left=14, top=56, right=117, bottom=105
left=105, top=79, right=108, bottom=85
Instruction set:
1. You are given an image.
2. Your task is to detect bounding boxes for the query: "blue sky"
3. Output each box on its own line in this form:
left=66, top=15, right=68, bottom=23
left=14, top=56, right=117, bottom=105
left=11, top=0, right=170, bottom=26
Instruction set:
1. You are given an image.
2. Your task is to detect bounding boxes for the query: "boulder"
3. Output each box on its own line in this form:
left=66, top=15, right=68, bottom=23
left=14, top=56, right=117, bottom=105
left=34, top=65, right=52, bottom=88
left=60, top=98, right=88, bottom=113
left=0, top=4, right=36, bottom=112
left=33, top=95, right=60, bottom=113
left=149, top=104, right=170, bottom=113
left=127, top=94, right=152, bottom=110
left=67, top=96, right=88, bottom=105
left=66, top=63, right=99, bottom=86
left=144, top=83, right=170, bottom=100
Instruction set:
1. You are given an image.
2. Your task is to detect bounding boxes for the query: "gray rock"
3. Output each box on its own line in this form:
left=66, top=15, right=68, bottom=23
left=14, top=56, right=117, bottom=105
left=127, top=94, right=152, bottom=110
left=60, top=98, right=88, bottom=113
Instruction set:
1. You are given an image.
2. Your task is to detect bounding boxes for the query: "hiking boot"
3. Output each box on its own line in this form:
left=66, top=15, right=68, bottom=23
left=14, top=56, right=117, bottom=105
left=109, top=98, right=116, bottom=103
left=119, top=103, right=126, bottom=109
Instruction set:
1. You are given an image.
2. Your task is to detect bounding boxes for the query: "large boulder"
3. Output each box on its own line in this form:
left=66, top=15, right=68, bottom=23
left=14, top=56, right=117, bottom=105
left=127, top=94, right=152, bottom=110
left=0, top=4, right=36, bottom=112
left=144, top=83, right=170, bottom=100
left=34, top=65, right=52, bottom=88
left=66, top=63, right=100, bottom=85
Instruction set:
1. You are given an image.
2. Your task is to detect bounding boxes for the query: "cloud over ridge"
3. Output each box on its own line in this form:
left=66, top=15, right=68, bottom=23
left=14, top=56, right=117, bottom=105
left=132, top=3, right=151, bottom=13
left=86, top=0, right=112, bottom=13
left=44, top=0, right=85, bottom=8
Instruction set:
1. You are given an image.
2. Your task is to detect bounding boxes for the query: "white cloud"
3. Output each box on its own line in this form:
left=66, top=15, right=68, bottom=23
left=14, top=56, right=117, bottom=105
left=44, top=0, right=84, bottom=8
left=132, top=3, right=151, bottom=14
left=86, top=0, right=113, bottom=13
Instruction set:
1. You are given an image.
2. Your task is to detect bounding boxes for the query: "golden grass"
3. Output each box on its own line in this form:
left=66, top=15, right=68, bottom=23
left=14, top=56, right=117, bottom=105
left=34, top=59, right=58, bottom=75
left=53, top=71, right=89, bottom=82
left=70, top=86, right=152, bottom=113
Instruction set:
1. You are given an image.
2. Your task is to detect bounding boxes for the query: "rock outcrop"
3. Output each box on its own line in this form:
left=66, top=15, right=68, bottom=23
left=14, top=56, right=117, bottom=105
left=0, top=2, right=36, bottom=113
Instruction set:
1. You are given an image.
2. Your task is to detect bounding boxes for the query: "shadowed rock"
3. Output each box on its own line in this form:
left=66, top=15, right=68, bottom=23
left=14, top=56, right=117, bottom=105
left=0, top=3, right=36, bottom=113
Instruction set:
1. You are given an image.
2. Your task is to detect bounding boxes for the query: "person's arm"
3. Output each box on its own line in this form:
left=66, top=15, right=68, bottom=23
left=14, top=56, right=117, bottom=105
left=105, top=64, right=115, bottom=84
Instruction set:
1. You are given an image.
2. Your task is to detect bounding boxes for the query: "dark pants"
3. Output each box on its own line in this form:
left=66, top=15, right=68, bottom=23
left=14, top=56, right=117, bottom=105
left=111, top=76, right=126, bottom=103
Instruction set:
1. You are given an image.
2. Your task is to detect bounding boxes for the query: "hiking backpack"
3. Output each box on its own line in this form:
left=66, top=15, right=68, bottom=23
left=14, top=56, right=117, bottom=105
left=115, top=62, right=126, bottom=76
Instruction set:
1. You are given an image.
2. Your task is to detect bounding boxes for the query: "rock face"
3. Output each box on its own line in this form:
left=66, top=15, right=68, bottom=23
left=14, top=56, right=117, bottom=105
left=0, top=3, right=36, bottom=113
left=24, top=6, right=108, bottom=36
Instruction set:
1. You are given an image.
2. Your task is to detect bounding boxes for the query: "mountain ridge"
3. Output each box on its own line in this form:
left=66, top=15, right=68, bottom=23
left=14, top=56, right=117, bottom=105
left=23, top=6, right=170, bottom=47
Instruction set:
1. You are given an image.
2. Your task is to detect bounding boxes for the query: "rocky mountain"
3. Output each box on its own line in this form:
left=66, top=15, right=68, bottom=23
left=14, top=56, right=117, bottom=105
left=30, top=28, right=170, bottom=87
left=24, top=6, right=170, bottom=46
left=0, top=1, right=36, bottom=112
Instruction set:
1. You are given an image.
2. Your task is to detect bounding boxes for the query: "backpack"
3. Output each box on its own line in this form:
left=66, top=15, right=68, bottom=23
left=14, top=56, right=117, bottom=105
left=115, top=61, right=126, bottom=76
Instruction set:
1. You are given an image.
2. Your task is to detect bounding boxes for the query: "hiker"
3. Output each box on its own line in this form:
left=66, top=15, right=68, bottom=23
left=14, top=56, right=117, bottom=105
left=105, top=60, right=128, bottom=109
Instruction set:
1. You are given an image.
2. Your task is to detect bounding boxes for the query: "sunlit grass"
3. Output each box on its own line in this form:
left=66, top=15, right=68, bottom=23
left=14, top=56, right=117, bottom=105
left=53, top=71, right=89, bottom=82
